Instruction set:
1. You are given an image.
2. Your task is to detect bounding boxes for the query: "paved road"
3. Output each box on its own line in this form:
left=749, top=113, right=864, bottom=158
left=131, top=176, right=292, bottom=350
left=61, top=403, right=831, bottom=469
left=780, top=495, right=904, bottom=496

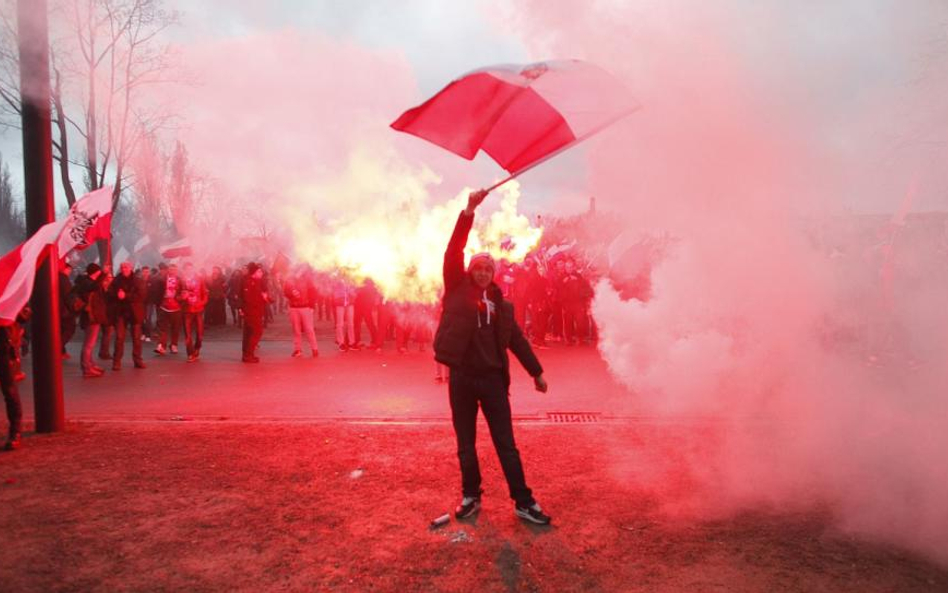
left=18, top=317, right=638, bottom=421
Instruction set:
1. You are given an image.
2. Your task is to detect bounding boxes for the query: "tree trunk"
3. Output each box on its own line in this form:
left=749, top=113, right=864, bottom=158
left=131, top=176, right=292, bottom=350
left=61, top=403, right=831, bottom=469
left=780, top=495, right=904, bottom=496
left=51, top=68, right=76, bottom=206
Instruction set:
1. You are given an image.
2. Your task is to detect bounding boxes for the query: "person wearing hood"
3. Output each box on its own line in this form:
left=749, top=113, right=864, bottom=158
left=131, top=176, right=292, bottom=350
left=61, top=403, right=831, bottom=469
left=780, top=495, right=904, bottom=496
left=433, top=189, right=551, bottom=526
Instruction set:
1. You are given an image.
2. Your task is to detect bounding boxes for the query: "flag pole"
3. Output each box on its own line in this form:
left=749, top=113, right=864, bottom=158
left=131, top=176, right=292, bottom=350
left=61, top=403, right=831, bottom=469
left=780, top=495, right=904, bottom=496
left=18, top=0, right=64, bottom=432
left=483, top=105, right=641, bottom=194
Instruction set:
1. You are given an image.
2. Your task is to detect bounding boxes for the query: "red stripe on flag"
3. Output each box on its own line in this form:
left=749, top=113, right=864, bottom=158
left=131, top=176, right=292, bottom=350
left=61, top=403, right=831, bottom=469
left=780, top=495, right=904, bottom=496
left=0, top=244, right=25, bottom=312
left=479, top=87, right=575, bottom=174
left=391, top=73, right=524, bottom=160
left=84, top=212, right=113, bottom=247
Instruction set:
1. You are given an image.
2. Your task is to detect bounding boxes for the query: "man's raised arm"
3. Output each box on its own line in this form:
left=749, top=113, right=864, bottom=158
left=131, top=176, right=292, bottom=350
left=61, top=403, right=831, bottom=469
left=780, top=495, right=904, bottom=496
left=443, top=189, right=488, bottom=292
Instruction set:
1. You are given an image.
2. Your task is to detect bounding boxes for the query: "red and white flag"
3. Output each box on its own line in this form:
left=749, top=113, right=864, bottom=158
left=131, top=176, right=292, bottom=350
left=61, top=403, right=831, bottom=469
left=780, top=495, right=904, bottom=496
left=392, top=60, right=639, bottom=176
left=159, top=237, right=192, bottom=259
left=0, top=187, right=113, bottom=325
left=55, top=187, right=113, bottom=256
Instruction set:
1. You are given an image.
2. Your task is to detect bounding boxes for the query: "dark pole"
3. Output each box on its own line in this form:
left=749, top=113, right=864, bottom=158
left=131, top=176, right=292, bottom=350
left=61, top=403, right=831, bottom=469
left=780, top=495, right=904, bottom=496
left=19, top=0, right=64, bottom=433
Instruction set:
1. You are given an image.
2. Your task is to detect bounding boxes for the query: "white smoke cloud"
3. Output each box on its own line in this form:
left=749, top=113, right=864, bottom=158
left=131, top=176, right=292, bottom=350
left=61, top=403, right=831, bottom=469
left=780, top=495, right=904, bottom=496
left=499, top=0, right=948, bottom=564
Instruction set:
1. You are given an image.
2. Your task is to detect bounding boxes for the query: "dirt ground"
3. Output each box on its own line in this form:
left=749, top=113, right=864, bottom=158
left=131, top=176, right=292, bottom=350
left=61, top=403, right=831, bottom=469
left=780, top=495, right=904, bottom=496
left=0, top=421, right=945, bottom=592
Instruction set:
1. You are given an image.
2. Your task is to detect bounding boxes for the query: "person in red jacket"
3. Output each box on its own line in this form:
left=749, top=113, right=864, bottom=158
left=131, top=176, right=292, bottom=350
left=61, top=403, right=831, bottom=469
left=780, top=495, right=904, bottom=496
left=179, top=262, right=209, bottom=362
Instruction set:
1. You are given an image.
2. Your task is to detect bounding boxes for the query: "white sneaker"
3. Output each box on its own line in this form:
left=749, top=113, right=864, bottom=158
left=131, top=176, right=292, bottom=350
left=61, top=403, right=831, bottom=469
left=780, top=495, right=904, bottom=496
left=170, top=345, right=178, bottom=354
left=455, top=496, right=481, bottom=519
left=515, top=502, right=551, bottom=525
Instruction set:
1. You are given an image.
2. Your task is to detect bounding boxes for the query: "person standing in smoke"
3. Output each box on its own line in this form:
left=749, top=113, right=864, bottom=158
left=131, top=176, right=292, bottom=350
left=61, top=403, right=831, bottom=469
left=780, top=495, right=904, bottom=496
left=227, top=267, right=244, bottom=327
left=139, top=266, right=154, bottom=342
left=179, top=262, right=209, bottom=363
left=559, top=258, right=594, bottom=345
left=239, top=262, right=269, bottom=363
left=59, top=261, right=77, bottom=359
left=332, top=272, right=357, bottom=351
left=205, top=266, right=227, bottom=326
left=154, top=263, right=182, bottom=355
left=284, top=266, right=319, bottom=358
left=434, top=189, right=552, bottom=525
left=1, top=314, right=24, bottom=451
left=74, top=263, right=107, bottom=378
left=108, top=260, right=147, bottom=370
left=353, top=278, right=380, bottom=349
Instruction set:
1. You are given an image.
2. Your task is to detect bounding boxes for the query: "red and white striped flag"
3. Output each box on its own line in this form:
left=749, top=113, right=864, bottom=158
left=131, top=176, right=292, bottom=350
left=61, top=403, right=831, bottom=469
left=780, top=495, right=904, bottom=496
left=0, top=187, right=113, bottom=325
left=159, top=237, right=192, bottom=259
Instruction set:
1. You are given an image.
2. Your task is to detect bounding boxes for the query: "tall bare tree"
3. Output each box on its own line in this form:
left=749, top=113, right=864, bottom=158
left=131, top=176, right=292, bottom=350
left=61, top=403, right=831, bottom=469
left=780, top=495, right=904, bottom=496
left=129, top=129, right=164, bottom=243
left=0, top=151, right=24, bottom=252
left=167, top=138, right=191, bottom=236
left=0, top=0, right=177, bottom=265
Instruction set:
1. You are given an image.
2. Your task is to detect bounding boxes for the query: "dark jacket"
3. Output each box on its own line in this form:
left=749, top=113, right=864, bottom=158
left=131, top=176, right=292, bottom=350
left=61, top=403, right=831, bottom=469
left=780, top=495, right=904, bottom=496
left=240, top=275, right=268, bottom=317
left=558, top=271, right=593, bottom=304
left=208, top=274, right=227, bottom=300
left=284, top=276, right=316, bottom=309
left=146, top=274, right=165, bottom=306
left=178, top=275, right=209, bottom=314
left=108, top=272, right=146, bottom=323
left=74, top=274, right=108, bottom=327
left=85, top=281, right=109, bottom=326
left=434, top=212, right=542, bottom=388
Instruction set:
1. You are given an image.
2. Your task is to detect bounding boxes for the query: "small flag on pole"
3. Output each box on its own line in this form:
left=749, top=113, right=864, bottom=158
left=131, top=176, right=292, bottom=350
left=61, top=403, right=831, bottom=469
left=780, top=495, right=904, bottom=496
left=159, top=238, right=192, bottom=259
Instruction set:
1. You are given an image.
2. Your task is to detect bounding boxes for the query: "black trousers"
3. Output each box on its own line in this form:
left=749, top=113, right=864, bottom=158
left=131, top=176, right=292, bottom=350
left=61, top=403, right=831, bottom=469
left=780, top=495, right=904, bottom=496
left=449, top=369, right=534, bottom=507
left=1, top=340, right=22, bottom=436
left=242, top=313, right=263, bottom=358
left=113, top=316, right=143, bottom=365
left=158, top=309, right=181, bottom=347
left=183, top=312, right=204, bottom=356
left=61, top=314, right=76, bottom=352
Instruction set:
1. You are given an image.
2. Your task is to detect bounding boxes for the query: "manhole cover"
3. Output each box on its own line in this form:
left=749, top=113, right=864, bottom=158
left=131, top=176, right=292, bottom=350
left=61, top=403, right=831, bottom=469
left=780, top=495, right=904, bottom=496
left=546, top=412, right=601, bottom=423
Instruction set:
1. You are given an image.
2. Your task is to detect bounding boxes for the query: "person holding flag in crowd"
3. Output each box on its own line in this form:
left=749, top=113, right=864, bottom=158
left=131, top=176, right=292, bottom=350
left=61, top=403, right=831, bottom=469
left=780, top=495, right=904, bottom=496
left=434, top=189, right=551, bottom=525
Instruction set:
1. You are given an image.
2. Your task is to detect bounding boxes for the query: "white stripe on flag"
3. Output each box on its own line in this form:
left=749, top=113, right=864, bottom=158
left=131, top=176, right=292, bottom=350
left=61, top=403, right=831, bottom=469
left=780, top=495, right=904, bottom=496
left=134, top=234, right=151, bottom=252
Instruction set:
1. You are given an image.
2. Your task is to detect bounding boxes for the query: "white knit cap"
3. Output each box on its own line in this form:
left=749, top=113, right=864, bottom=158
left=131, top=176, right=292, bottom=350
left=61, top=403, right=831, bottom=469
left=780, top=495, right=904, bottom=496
left=468, top=252, right=495, bottom=272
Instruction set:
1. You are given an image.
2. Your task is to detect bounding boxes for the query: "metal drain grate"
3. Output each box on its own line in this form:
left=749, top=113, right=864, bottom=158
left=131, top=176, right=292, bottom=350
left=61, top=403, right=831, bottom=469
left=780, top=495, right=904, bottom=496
left=546, top=412, right=601, bottom=423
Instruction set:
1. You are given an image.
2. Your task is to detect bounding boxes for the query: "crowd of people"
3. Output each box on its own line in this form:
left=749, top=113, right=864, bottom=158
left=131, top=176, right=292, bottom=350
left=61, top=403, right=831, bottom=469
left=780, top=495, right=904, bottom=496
left=44, top=247, right=599, bottom=379
left=0, top=241, right=599, bottom=454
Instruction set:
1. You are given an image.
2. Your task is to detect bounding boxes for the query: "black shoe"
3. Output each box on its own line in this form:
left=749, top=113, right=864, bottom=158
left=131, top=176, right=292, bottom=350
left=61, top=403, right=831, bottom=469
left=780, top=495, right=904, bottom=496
left=3, top=433, right=22, bottom=451
left=515, top=503, right=551, bottom=525
left=455, top=496, right=481, bottom=519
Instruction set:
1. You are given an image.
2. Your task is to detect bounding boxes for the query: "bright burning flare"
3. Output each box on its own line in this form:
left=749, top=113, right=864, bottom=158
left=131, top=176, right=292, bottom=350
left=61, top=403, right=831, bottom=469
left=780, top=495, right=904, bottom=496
left=286, top=150, right=542, bottom=303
